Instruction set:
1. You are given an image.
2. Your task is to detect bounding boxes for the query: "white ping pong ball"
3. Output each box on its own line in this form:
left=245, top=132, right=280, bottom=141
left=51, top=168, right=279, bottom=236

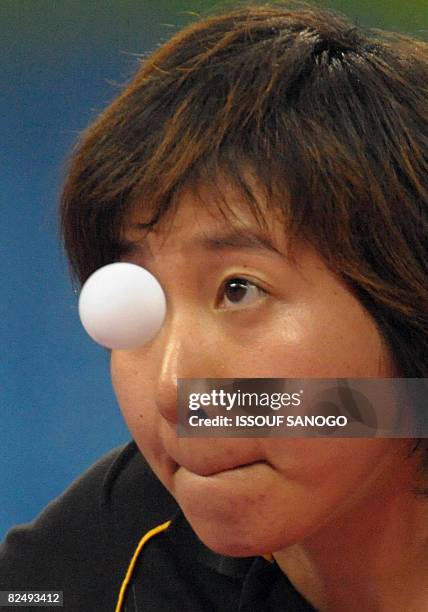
left=78, top=262, right=167, bottom=350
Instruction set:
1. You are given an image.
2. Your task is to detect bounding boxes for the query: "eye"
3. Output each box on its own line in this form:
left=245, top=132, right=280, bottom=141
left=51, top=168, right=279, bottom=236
left=219, top=277, right=266, bottom=309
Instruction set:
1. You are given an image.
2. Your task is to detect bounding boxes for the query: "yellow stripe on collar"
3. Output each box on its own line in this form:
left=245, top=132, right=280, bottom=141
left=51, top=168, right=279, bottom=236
left=115, top=519, right=172, bottom=612
left=115, top=519, right=275, bottom=610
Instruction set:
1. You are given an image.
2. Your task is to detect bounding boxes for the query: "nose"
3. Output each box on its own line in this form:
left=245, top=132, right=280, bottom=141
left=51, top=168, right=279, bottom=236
left=152, top=312, right=226, bottom=425
left=154, top=334, right=181, bottom=424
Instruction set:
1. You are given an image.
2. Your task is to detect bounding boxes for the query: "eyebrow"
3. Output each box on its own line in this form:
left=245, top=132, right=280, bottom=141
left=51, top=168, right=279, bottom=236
left=195, top=229, right=287, bottom=258
left=120, top=228, right=287, bottom=259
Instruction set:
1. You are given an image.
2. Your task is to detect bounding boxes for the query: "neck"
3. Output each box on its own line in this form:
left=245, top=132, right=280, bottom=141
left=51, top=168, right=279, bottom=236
left=273, top=461, right=428, bottom=611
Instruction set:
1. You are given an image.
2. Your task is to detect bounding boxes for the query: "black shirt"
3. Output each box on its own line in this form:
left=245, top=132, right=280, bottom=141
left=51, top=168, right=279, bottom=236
left=0, top=441, right=315, bottom=611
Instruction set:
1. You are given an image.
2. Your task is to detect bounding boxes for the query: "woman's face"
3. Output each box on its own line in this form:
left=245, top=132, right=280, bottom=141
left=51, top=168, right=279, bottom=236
left=111, top=183, right=409, bottom=557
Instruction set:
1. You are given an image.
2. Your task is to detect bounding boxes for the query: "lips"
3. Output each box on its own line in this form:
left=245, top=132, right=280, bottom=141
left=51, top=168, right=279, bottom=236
left=175, top=459, right=264, bottom=477
left=162, top=432, right=265, bottom=477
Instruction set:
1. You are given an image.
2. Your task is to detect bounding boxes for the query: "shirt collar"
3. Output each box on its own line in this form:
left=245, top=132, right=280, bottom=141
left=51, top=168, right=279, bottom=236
left=165, top=507, right=274, bottom=579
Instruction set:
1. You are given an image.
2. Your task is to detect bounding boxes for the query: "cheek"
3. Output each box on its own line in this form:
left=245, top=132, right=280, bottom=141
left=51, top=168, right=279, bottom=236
left=110, top=353, right=161, bottom=461
left=244, top=297, right=388, bottom=378
left=110, top=353, right=139, bottom=426
left=264, top=438, right=395, bottom=483
left=262, top=437, right=408, bottom=530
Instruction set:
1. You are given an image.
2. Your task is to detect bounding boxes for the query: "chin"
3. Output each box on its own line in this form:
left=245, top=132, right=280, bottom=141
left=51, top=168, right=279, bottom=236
left=181, top=507, right=299, bottom=558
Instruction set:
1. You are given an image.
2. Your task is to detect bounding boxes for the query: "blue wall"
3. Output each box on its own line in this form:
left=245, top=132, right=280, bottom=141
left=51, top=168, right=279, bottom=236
left=0, top=1, right=178, bottom=539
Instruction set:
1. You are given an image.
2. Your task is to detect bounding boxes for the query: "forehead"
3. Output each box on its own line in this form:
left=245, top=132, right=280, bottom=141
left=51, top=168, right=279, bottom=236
left=122, top=178, right=291, bottom=259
